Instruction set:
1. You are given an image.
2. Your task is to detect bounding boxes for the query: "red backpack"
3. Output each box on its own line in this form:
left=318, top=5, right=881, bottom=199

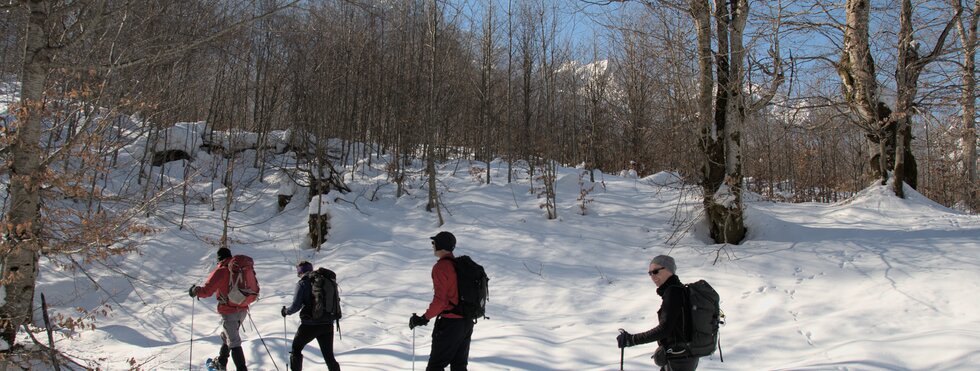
left=226, top=255, right=260, bottom=306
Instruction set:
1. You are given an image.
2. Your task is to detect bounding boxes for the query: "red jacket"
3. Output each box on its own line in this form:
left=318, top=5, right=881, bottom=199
left=423, top=253, right=462, bottom=320
left=195, top=259, right=249, bottom=315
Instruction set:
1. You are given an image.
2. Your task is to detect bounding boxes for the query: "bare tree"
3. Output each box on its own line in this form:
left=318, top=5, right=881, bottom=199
left=837, top=0, right=958, bottom=198
left=890, top=0, right=961, bottom=197
left=686, top=0, right=783, bottom=244
left=0, top=0, right=297, bottom=349
left=953, top=0, right=978, bottom=209
left=425, top=0, right=445, bottom=226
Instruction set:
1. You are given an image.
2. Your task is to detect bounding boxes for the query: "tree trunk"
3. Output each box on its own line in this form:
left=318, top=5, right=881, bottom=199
left=955, top=0, right=979, bottom=209
left=425, top=0, right=444, bottom=226
left=840, top=0, right=893, bottom=184
left=692, top=0, right=747, bottom=244
left=892, top=0, right=917, bottom=198
left=1, top=0, right=50, bottom=349
left=892, top=0, right=959, bottom=197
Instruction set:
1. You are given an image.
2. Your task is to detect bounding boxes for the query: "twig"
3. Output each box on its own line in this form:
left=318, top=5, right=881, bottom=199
left=68, top=257, right=127, bottom=310
left=522, top=262, right=543, bottom=277
left=20, top=324, right=96, bottom=370
left=594, top=265, right=607, bottom=281
left=40, top=294, right=62, bottom=371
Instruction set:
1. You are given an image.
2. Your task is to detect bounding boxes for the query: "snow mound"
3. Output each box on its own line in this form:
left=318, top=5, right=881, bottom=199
left=834, top=181, right=961, bottom=216
left=641, top=171, right=685, bottom=187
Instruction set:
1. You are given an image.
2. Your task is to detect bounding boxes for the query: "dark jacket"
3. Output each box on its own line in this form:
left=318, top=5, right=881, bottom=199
left=632, top=274, right=687, bottom=347
left=284, top=272, right=333, bottom=325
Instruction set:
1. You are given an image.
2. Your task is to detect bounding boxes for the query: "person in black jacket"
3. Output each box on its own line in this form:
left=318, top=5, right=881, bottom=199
left=281, top=261, right=341, bottom=371
left=616, top=255, right=698, bottom=371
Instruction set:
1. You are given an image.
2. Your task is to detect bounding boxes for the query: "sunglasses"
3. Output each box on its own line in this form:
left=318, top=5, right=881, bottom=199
left=648, top=267, right=665, bottom=276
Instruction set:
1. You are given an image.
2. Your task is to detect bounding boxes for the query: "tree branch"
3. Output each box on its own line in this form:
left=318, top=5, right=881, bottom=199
left=918, top=2, right=963, bottom=66
left=96, top=0, right=300, bottom=71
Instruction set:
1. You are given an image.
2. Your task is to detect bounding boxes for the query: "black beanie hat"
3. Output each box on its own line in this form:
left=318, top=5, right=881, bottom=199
left=217, top=247, right=232, bottom=262
left=430, top=231, right=456, bottom=252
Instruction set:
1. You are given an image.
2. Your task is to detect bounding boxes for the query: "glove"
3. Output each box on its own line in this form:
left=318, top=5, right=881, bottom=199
left=188, top=285, right=199, bottom=298
left=409, top=313, right=429, bottom=329
left=281, top=306, right=288, bottom=317
left=617, top=329, right=635, bottom=348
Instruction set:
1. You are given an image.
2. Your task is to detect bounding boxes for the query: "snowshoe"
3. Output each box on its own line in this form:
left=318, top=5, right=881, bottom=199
left=205, top=357, right=226, bottom=371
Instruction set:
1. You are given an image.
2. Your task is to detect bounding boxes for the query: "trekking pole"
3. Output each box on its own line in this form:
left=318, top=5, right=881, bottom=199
left=620, top=347, right=624, bottom=370
left=336, top=319, right=342, bottom=340
left=284, top=316, right=289, bottom=371
left=190, top=297, right=195, bottom=371
left=618, top=328, right=626, bottom=370
left=247, top=311, right=281, bottom=371
left=412, top=313, right=417, bottom=371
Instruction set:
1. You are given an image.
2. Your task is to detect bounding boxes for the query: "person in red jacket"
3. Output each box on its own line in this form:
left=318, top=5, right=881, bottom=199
left=189, top=247, right=249, bottom=370
left=409, top=231, right=474, bottom=371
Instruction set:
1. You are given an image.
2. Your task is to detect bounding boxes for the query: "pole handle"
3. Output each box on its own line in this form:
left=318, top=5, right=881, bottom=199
left=618, top=328, right=626, bottom=370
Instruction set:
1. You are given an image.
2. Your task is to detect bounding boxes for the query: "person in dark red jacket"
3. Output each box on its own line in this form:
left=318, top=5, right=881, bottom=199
left=616, top=255, right=698, bottom=371
left=189, top=247, right=249, bottom=370
left=409, top=231, right=474, bottom=371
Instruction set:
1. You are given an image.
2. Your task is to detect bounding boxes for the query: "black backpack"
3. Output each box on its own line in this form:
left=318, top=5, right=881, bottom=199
left=679, top=280, right=723, bottom=359
left=309, top=268, right=342, bottom=321
left=449, top=255, right=489, bottom=321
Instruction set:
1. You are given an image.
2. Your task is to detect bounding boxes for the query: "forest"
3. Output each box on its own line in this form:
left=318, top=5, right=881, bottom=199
left=0, top=0, right=977, bottom=364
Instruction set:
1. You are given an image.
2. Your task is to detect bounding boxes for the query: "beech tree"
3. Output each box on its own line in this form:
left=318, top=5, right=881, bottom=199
left=952, top=0, right=978, bottom=209
left=837, top=0, right=959, bottom=197
left=890, top=0, right=960, bottom=197
left=689, top=0, right=783, bottom=243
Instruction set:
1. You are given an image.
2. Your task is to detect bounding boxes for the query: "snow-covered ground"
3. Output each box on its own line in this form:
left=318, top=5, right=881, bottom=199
left=15, top=136, right=980, bottom=370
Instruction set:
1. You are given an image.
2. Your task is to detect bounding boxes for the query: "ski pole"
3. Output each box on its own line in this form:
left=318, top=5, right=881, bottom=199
left=190, top=297, right=196, bottom=371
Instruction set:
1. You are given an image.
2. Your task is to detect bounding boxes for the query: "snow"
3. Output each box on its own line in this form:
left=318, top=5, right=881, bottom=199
left=13, top=127, right=980, bottom=370
left=153, top=121, right=207, bottom=154
left=713, top=183, right=738, bottom=208
left=277, top=171, right=298, bottom=196
left=308, top=193, right=332, bottom=215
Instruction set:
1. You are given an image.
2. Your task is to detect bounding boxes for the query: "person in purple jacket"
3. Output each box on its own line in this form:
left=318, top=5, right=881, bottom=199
left=281, top=261, right=341, bottom=371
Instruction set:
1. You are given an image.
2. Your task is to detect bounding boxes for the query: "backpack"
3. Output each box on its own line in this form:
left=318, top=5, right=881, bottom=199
left=226, top=255, right=260, bottom=307
left=449, top=256, right=489, bottom=321
left=309, top=268, right=342, bottom=320
left=679, top=280, right=724, bottom=359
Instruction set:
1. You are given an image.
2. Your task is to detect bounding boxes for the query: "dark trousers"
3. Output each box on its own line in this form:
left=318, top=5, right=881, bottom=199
left=426, top=317, right=474, bottom=371
left=216, top=344, right=246, bottom=370
left=661, top=357, right=699, bottom=371
left=290, top=323, right=340, bottom=371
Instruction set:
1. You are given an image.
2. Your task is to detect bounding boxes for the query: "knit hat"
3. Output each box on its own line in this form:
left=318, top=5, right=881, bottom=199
left=650, top=255, right=676, bottom=274
left=296, top=261, right=313, bottom=275
left=430, top=231, right=456, bottom=252
left=217, top=247, right=232, bottom=262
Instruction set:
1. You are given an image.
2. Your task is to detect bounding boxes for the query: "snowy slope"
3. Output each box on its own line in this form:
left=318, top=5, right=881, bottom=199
left=18, top=146, right=980, bottom=370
